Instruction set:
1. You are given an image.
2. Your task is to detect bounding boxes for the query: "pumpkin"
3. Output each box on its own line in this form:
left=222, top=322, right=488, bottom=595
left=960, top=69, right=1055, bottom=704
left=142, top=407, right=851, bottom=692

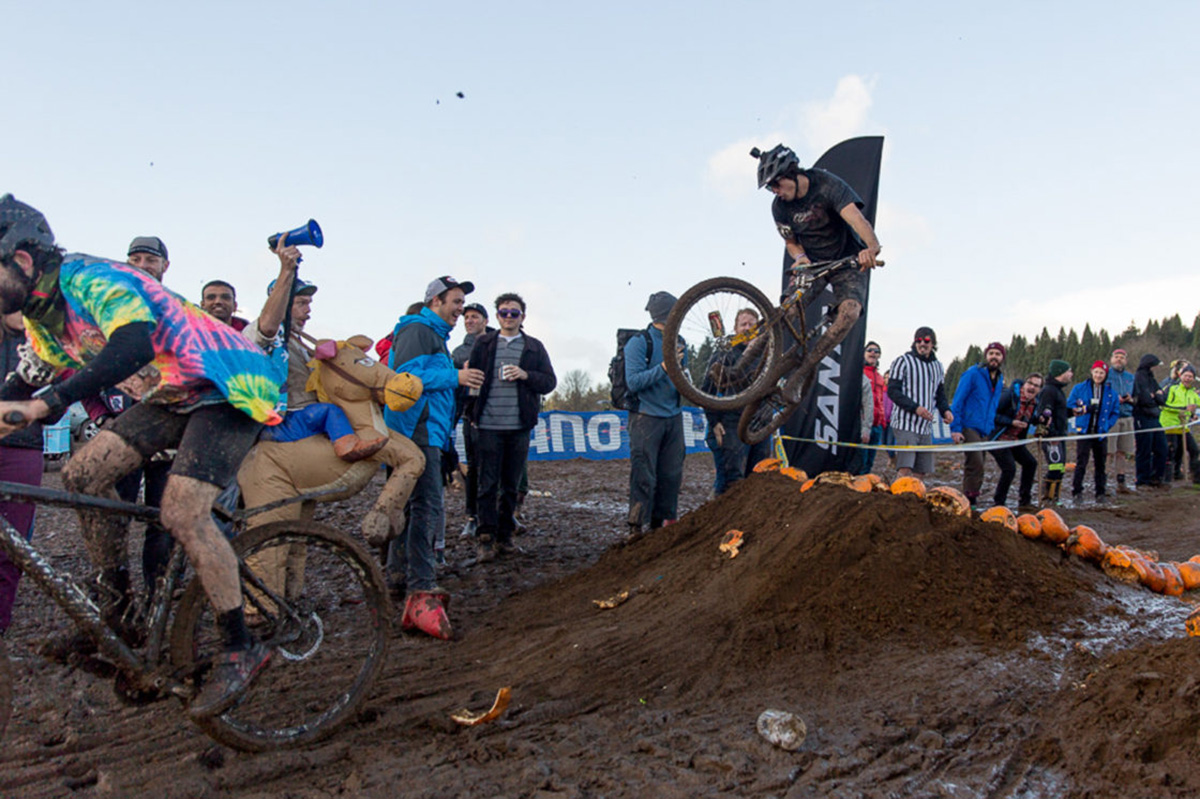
left=1159, top=562, right=1185, bottom=597
left=1102, top=547, right=1153, bottom=586
left=851, top=474, right=887, bottom=493
left=979, top=506, right=1018, bottom=533
left=1132, top=559, right=1169, bottom=594
left=1016, top=513, right=1042, bottom=540
left=890, top=476, right=927, bottom=499
left=1175, top=560, right=1200, bottom=590
left=779, top=466, right=808, bottom=482
left=752, top=458, right=784, bottom=473
left=1064, top=525, right=1108, bottom=562
left=926, top=486, right=972, bottom=516
left=1035, top=509, right=1071, bottom=544
left=719, top=529, right=744, bottom=558
left=1187, top=606, right=1200, bottom=637
left=814, top=471, right=854, bottom=488
left=799, top=478, right=816, bottom=493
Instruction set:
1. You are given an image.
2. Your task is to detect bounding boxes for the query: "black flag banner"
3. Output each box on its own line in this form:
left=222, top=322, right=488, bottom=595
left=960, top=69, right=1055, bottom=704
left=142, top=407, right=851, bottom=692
left=780, top=136, right=884, bottom=474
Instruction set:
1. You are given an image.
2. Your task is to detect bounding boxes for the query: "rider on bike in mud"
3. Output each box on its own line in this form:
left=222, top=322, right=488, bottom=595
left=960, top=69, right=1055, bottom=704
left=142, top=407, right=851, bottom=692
left=0, top=195, right=284, bottom=719
left=752, top=144, right=882, bottom=399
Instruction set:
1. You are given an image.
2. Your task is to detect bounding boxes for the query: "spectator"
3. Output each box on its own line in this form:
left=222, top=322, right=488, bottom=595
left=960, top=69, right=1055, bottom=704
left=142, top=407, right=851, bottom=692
left=626, top=291, right=685, bottom=533
left=949, top=342, right=1006, bottom=507
left=384, top=276, right=483, bottom=639
left=1161, top=359, right=1190, bottom=391
left=452, top=302, right=493, bottom=539
left=856, top=341, right=887, bottom=476
left=467, top=293, right=556, bottom=561
left=1036, top=359, right=1074, bottom=506
left=881, top=369, right=896, bottom=469
left=200, top=280, right=249, bottom=331
left=1066, top=360, right=1120, bottom=505
left=887, top=326, right=952, bottom=479
left=1106, top=348, right=1136, bottom=493
left=1159, top=359, right=1191, bottom=477
left=1160, top=364, right=1200, bottom=483
left=0, top=312, right=44, bottom=635
left=1132, top=354, right=1168, bottom=488
left=990, top=373, right=1042, bottom=510
left=703, top=307, right=761, bottom=494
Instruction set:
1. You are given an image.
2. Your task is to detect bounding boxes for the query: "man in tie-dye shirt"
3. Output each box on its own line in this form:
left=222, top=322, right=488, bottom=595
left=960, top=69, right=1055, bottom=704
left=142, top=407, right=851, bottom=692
left=0, top=194, right=280, bottom=719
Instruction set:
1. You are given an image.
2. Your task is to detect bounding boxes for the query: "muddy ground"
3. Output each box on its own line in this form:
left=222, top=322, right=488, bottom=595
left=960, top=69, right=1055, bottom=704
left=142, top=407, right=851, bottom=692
left=2, top=451, right=1200, bottom=798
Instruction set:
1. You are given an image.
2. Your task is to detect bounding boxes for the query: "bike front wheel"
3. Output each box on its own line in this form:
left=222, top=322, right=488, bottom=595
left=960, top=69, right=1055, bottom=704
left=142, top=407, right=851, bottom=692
left=169, top=520, right=389, bottom=752
left=662, top=277, right=782, bottom=411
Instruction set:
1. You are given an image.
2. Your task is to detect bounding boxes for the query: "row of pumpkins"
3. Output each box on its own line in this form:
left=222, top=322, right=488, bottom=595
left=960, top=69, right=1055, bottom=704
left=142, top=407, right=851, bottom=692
left=753, top=459, right=1200, bottom=636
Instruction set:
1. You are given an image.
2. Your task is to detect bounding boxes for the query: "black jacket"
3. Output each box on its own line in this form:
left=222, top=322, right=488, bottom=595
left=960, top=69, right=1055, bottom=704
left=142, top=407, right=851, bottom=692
left=467, top=331, right=557, bottom=431
left=1035, top=376, right=1070, bottom=437
left=0, top=324, right=44, bottom=450
left=1132, top=354, right=1165, bottom=420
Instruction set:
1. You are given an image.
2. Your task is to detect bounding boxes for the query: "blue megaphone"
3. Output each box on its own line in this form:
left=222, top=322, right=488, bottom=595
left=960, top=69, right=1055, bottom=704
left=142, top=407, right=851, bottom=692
left=267, top=219, right=323, bottom=252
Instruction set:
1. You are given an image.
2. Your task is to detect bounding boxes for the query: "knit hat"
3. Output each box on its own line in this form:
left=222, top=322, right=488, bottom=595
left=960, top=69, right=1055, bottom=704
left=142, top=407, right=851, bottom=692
left=1048, top=359, right=1071, bottom=378
left=646, top=291, right=677, bottom=324
left=1091, top=359, right=1108, bottom=372
left=1184, top=364, right=1196, bottom=376
left=985, top=341, right=1006, bottom=359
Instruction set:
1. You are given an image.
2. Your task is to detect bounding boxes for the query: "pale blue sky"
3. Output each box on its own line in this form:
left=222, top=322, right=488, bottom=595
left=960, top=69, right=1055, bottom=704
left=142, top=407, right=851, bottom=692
left=8, top=1, right=1199, bottom=381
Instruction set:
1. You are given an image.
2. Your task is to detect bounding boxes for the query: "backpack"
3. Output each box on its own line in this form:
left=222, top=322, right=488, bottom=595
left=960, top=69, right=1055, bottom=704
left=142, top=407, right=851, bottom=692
left=609, top=328, right=653, bottom=411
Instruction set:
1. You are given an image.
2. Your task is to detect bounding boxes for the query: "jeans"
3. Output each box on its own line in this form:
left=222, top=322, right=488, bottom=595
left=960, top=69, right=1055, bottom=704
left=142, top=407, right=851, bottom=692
left=991, top=441, right=1037, bottom=506
left=0, top=446, right=43, bottom=633
left=705, top=413, right=745, bottom=496
left=476, top=428, right=531, bottom=545
left=386, top=445, right=442, bottom=592
left=1134, top=415, right=1168, bottom=485
left=628, top=412, right=684, bottom=529
left=854, top=425, right=885, bottom=476
left=1073, top=436, right=1108, bottom=497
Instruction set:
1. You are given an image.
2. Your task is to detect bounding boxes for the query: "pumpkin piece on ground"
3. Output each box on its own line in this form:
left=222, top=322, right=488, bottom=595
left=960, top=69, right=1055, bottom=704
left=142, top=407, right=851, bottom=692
left=890, top=476, right=927, bottom=499
left=980, top=506, right=1018, bottom=532
left=1187, top=606, right=1200, bottom=637
left=1036, top=509, right=1071, bottom=544
left=1064, top=525, right=1108, bottom=562
left=778, top=466, right=808, bottom=482
left=752, top=458, right=784, bottom=473
left=1016, top=514, right=1042, bottom=540
left=926, top=486, right=971, bottom=516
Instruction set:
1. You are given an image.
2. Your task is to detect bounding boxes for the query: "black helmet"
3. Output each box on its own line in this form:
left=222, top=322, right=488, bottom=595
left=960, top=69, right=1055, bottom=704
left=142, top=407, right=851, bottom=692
left=750, top=144, right=801, bottom=189
left=0, top=194, right=56, bottom=260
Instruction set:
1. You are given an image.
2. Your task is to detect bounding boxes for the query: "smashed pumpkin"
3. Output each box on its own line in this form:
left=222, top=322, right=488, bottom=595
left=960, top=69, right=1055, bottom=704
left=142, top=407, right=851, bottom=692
left=752, top=458, right=784, bottom=473
left=890, top=476, right=927, bottom=499
left=926, top=486, right=971, bottom=516
left=1064, top=525, right=1108, bottom=562
left=778, top=466, right=808, bottom=482
left=1016, top=513, right=1042, bottom=540
left=851, top=474, right=887, bottom=493
left=1175, top=560, right=1200, bottom=590
left=979, top=506, right=1018, bottom=533
left=1187, top=606, right=1200, bottom=637
left=799, top=478, right=816, bottom=493
left=1035, top=509, right=1071, bottom=544
left=813, top=471, right=854, bottom=488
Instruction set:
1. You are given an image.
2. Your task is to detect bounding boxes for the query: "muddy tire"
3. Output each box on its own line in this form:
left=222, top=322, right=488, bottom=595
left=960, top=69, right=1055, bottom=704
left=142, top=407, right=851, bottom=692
left=662, top=277, right=782, bottom=411
left=169, top=520, right=388, bottom=752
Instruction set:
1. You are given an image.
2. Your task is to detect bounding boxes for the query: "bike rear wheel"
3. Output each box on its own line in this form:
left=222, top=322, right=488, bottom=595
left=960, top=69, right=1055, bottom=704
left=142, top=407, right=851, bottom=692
left=169, top=520, right=388, bottom=752
left=662, top=277, right=782, bottom=411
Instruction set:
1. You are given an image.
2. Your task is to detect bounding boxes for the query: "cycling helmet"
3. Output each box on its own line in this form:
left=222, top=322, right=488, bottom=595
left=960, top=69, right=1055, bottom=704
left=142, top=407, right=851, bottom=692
left=750, top=144, right=801, bottom=189
left=0, top=194, right=55, bottom=260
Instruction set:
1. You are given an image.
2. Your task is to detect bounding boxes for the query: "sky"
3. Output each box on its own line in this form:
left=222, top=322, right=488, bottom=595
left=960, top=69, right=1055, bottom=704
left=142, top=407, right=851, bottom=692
left=7, top=1, right=1200, bottom=385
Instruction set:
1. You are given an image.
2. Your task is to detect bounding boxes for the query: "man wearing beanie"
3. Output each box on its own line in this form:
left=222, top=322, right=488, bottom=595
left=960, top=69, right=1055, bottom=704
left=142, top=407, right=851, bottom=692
left=949, top=341, right=1006, bottom=507
left=625, top=291, right=685, bottom=533
left=1066, top=360, right=1120, bottom=504
left=887, top=326, right=952, bottom=478
left=1035, top=359, right=1073, bottom=505
left=1132, top=354, right=1168, bottom=487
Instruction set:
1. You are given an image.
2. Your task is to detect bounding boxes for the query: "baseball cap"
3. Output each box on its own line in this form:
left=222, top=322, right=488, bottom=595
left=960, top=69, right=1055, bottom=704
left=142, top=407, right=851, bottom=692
left=128, top=236, right=168, bottom=260
left=464, top=302, right=488, bottom=319
left=266, top=276, right=317, bottom=296
left=424, top=275, right=475, bottom=303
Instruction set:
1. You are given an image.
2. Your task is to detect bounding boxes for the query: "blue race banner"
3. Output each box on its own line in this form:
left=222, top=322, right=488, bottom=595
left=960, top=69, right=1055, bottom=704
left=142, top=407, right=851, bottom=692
left=454, top=408, right=711, bottom=462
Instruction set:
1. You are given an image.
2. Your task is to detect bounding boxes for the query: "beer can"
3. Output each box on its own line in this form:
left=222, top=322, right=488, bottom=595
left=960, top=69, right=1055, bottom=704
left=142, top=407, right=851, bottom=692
left=707, top=311, right=725, bottom=338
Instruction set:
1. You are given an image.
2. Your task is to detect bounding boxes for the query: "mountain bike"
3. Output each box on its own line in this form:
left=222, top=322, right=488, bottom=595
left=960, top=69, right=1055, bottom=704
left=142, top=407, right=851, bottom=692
left=0, top=478, right=388, bottom=752
left=662, top=256, right=880, bottom=446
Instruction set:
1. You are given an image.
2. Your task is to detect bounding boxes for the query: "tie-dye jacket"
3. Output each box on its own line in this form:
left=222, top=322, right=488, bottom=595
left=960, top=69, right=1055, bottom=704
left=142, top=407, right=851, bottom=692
left=24, top=254, right=284, bottom=425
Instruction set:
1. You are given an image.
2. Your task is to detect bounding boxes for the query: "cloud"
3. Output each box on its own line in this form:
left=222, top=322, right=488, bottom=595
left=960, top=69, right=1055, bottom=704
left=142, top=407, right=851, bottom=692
left=706, top=133, right=788, bottom=199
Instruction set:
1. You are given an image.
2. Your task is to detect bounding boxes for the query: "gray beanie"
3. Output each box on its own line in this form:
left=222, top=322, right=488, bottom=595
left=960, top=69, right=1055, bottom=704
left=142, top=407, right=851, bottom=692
left=646, top=291, right=677, bottom=324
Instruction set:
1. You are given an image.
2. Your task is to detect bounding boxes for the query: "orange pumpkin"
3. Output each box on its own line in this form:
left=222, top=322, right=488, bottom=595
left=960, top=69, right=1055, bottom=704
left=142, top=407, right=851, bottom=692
left=799, top=478, right=816, bottom=492
left=1016, top=513, right=1042, bottom=540
left=1035, top=509, right=1071, bottom=544
left=1064, top=525, right=1108, bottom=562
left=1132, top=559, right=1169, bottom=594
left=1187, top=606, right=1200, bottom=637
left=890, top=476, right=927, bottom=499
left=752, top=458, right=783, bottom=473
left=979, top=506, right=1018, bottom=533
left=926, top=486, right=971, bottom=516
left=851, top=474, right=887, bottom=493
left=1175, top=560, right=1200, bottom=590
left=1159, top=562, right=1185, bottom=597
left=779, top=466, right=808, bottom=482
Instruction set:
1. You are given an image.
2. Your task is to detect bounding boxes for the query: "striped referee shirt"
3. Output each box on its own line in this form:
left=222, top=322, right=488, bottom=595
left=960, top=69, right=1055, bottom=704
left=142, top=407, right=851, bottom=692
left=888, top=350, right=945, bottom=436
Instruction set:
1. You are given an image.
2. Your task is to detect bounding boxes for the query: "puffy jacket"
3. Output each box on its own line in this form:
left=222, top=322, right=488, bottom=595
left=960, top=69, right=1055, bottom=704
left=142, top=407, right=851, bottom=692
left=1160, top=382, right=1200, bottom=434
left=1066, top=380, right=1120, bottom=435
left=384, top=308, right=460, bottom=448
left=950, top=363, right=1004, bottom=436
left=863, top=364, right=887, bottom=426
left=466, top=330, right=557, bottom=431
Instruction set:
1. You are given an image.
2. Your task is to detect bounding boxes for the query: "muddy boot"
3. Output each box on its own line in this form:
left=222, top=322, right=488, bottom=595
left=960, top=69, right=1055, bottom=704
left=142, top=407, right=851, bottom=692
left=333, top=434, right=388, bottom=463
left=476, top=533, right=496, bottom=563
left=1116, top=474, right=1129, bottom=494
left=400, top=590, right=453, bottom=640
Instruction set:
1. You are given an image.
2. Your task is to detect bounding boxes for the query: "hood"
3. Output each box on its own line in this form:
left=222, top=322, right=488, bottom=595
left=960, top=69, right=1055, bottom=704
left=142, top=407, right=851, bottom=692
left=1138, top=353, right=1162, bottom=371
left=396, top=306, right=452, bottom=340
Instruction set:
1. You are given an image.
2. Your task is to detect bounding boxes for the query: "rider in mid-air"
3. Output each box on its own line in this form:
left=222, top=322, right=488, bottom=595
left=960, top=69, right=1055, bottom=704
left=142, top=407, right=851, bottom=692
left=751, top=144, right=883, bottom=398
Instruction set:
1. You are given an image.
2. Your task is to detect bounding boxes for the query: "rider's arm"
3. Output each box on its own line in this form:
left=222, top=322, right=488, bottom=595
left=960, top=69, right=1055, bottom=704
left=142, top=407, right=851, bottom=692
left=839, top=203, right=881, bottom=267
left=29, top=322, right=155, bottom=418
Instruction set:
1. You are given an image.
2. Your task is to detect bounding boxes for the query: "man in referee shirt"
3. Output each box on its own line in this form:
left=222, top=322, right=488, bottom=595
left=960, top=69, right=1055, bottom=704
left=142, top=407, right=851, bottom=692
left=887, top=326, right=953, bottom=478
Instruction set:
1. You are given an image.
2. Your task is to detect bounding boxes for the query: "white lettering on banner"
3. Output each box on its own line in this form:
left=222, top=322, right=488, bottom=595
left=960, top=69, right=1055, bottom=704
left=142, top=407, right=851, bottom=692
left=586, top=413, right=622, bottom=452
left=813, top=351, right=842, bottom=452
left=683, top=410, right=707, bottom=447
left=548, top=413, right=586, bottom=453
left=530, top=417, right=549, bottom=455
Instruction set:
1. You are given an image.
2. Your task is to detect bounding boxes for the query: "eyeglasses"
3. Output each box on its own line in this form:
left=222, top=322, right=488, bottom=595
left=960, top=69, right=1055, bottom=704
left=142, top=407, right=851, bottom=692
left=865, top=348, right=880, bottom=354
left=915, top=337, right=933, bottom=344
left=496, top=308, right=523, bottom=319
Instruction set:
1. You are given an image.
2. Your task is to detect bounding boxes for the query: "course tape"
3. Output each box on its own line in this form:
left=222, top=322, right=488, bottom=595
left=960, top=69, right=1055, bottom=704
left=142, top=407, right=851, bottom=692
left=779, top=418, right=1200, bottom=453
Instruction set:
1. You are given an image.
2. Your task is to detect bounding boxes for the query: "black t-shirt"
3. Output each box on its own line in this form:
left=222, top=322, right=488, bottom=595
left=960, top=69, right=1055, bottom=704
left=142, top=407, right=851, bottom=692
left=771, top=169, right=864, bottom=261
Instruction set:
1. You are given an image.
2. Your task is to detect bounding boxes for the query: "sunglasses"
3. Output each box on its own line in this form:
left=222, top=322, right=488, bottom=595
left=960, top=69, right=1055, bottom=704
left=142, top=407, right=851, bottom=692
left=496, top=308, right=523, bottom=319
left=865, top=348, right=880, bottom=354
left=915, top=337, right=933, bottom=344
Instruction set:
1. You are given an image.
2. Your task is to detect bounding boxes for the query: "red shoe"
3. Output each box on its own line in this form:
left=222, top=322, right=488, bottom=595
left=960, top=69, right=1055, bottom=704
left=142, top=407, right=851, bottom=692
left=400, top=591, right=453, bottom=640
left=333, top=434, right=388, bottom=463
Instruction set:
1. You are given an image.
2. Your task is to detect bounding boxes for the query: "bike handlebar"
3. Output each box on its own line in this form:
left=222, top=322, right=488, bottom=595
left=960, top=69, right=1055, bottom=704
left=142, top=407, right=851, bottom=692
left=788, top=256, right=885, bottom=275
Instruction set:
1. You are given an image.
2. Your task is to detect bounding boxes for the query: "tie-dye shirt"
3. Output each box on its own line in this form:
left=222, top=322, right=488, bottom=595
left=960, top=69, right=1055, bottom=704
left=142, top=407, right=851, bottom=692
left=24, top=254, right=284, bottom=425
